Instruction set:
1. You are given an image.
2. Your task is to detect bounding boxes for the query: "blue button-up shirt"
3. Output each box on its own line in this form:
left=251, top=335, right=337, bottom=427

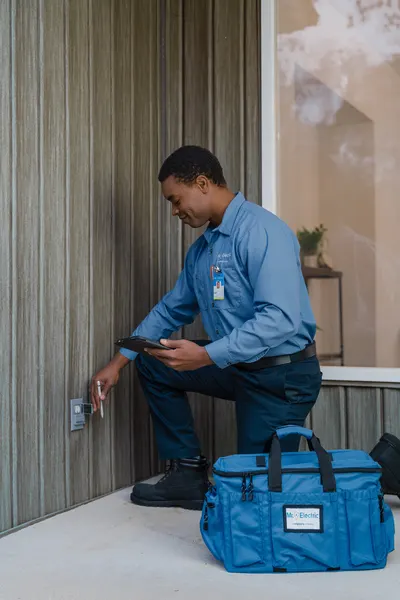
left=120, top=192, right=316, bottom=369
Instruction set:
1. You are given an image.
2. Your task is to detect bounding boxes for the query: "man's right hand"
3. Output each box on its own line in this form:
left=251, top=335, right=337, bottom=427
left=90, top=352, right=130, bottom=412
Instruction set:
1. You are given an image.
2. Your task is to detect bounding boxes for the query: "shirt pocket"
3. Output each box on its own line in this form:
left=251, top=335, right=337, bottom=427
left=214, top=265, right=243, bottom=312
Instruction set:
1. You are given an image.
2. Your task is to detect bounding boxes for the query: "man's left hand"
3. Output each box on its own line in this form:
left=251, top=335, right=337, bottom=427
left=146, top=339, right=213, bottom=371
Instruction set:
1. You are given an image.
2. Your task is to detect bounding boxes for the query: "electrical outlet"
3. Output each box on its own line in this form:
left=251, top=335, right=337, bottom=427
left=71, top=398, right=85, bottom=431
left=70, top=398, right=93, bottom=431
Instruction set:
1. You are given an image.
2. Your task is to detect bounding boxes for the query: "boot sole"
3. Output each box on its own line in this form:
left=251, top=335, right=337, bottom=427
left=130, top=492, right=204, bottom=511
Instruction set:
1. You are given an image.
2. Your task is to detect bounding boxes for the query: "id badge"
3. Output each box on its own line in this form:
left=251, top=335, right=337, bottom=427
left=213, top=269, right=225, bottom=301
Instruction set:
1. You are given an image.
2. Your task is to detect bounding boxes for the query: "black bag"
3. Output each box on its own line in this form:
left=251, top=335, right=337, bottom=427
left=370, top=433, right=400, bottom=499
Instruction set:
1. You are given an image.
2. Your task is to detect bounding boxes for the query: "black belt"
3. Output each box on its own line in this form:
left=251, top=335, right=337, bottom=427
left=236, top=343, right=316, bottom=371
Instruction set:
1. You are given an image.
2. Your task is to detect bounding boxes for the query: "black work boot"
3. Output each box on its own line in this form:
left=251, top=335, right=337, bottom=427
left=130, top=456, right=210, bottom=510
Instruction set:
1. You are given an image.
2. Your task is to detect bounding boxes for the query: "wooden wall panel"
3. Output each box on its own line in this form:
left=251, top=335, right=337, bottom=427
left=15, top=0, right=41, bottom=526
left=131, top=0, right=160, bottom=480
left=182, top=0, right=215, bottom=461
left=0, top=0, right=262, bottom=534
left=383, top=389, right=400, bottom=439
left=311, top=386, right=346, bottom=449
left=90, top=0, right=114, bottom=498
left=163, top=0, right=183, bottom=294
left=113, top=0, right=133, bottom=488
left=112, top=0, right=261, bottom=471
left=182, top=0, right=213, bottom=148
left=148, top=0, right=162, bottom=475
left=67, top=0, right=91, bottom=506
left=151, top=0, right=185, bottom=473
left=346, top=387, right=382, bottom=451
left=0, top=0, right=12, bottom=533
left=214, top=0, right=244, bottom=190
left=2, top=0, right=400, bottom=538
left=41, top=0, right=67, bottom=517
left=244, top=0, right=261, bottom=204
left=211, top=0, right=262, bottom=460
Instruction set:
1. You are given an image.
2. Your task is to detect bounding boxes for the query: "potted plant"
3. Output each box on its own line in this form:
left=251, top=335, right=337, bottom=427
left=297, top=224, right=327, bottom=268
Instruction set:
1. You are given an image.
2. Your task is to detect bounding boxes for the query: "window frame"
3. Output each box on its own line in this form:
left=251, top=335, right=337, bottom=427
left=260, top=0, right=400, bottom=384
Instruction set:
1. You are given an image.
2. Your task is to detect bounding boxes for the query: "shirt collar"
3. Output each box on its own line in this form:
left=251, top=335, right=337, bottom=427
left=203, top=192, right=246, bottom=243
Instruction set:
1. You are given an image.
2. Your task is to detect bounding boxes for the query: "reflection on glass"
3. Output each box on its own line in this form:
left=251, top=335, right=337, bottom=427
left=276, top=0, right=400, bottom=367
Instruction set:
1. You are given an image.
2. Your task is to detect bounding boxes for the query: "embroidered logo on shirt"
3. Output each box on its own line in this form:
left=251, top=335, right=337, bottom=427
left=216, top=252, right=232, bottom=265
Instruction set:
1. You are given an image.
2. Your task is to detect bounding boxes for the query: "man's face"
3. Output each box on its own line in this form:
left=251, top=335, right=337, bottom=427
left=161, top=175, right=211, bottom=228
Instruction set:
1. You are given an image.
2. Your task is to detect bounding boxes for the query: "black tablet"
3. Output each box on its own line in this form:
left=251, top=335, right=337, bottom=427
left=115, top=336, right=171, bottom=353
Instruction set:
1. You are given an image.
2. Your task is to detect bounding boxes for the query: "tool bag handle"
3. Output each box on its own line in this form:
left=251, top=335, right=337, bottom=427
left=267, top=426, right=336, bottom=493
left=264, top=425, right=315, bottom=453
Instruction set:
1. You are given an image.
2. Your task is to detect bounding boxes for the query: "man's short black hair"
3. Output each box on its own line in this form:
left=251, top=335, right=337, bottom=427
left=158, top=145, right=226, bottom=186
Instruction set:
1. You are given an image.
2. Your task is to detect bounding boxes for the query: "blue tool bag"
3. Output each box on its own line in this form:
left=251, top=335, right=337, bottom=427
left=200, top=425, right=395, bottom=573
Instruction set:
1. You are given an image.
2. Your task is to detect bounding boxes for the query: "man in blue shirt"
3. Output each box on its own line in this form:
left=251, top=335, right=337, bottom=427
left=91, top=146, right=321, bottom=510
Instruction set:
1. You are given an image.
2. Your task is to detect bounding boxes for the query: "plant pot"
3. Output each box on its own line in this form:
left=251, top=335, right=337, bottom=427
left=302, top=254, right=318, bottom=268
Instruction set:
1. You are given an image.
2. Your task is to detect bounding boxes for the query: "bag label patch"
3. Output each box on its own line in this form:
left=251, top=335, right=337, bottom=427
left=283, top=505, right=323, bottom=533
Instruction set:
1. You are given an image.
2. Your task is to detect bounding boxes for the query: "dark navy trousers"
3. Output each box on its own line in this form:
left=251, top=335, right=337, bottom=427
left=136, top=342, right=322, bottom=459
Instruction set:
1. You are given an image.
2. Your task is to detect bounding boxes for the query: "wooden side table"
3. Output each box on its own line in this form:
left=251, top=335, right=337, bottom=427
left=301, top=266, right=344, bottom=365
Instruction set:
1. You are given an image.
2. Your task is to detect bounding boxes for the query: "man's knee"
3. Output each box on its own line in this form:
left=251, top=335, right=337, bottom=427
left=135, top=352, right=174, bottom=387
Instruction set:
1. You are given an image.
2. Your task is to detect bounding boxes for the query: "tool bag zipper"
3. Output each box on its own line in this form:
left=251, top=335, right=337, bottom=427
left=203, top=498, right=216, bottom=530
left=378, top=491, right=384, bottom=523
left=203, top=505, right=209, bottom=530
left=213, top=466, right=382, bottom=502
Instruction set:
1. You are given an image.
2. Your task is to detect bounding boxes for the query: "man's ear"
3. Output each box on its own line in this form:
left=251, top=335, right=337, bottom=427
left=196, top=175, right=210, bottom=194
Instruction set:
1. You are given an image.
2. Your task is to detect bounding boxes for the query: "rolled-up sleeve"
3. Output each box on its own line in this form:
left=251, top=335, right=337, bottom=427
left=119, top=250, right=200, bottom=361
left=205, top=223, right=302, bottom=368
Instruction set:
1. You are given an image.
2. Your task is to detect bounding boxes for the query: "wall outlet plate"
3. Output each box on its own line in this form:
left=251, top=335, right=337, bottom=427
left=70, top=398, right=91, bottom=431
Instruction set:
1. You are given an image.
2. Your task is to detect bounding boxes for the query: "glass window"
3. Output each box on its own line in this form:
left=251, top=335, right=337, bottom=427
left=275, top=0, right=400, bottom=368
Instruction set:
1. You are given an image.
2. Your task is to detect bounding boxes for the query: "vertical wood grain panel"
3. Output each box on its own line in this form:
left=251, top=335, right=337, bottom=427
left=130, top=0, right=140, bottom=479
left=212, top=0, right=244, bottom=459
left=148, top=0, right=161, bottom=474
left=383, top=389, right=400, bottom=438
left=182, top=0, right=212, bottom=149
left=158, top=0, right=184, bottom=360
left=113, top=0, right=133, bottom=488
left=213, top=0, right=242, bottom=190
left=162, top=0, right=184, bottom=346
left=0, top=0, right=12, bottom=532
left=10, top=0, right=18, bottom=528
left=182, top=0, right=214, bottom=460
left=337, top=385, right=349, bottom=449
left=311, top=387, right=344, bottom=449
left=90, top=0, right=113, bottom=497
left=244, top=0, right=261, bottom=204
left=67, top=0, right=91, bottom=505
left=131, top=0, right=160, bottom=479
left=346, top=387, right=382, bottom=451
left=163, top=0, right=183, bottom=293
left=181, top=0, right=212, bottom=179
left=64, top=0, right=71, bottom=507
left=88, top=0, right=94, bottom=501
left=40, top=0, right=67, bottom=515
left=15, top=0, right=41, bottom=525
left=38, top=0, right=45, bottom=520
left=0, top=0, right=264, bottom=533
left=109, top=0, right=116, bottom=491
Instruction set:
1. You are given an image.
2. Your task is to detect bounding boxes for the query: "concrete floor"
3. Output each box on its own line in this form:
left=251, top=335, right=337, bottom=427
left=0, top=489, right=399, bottom=600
